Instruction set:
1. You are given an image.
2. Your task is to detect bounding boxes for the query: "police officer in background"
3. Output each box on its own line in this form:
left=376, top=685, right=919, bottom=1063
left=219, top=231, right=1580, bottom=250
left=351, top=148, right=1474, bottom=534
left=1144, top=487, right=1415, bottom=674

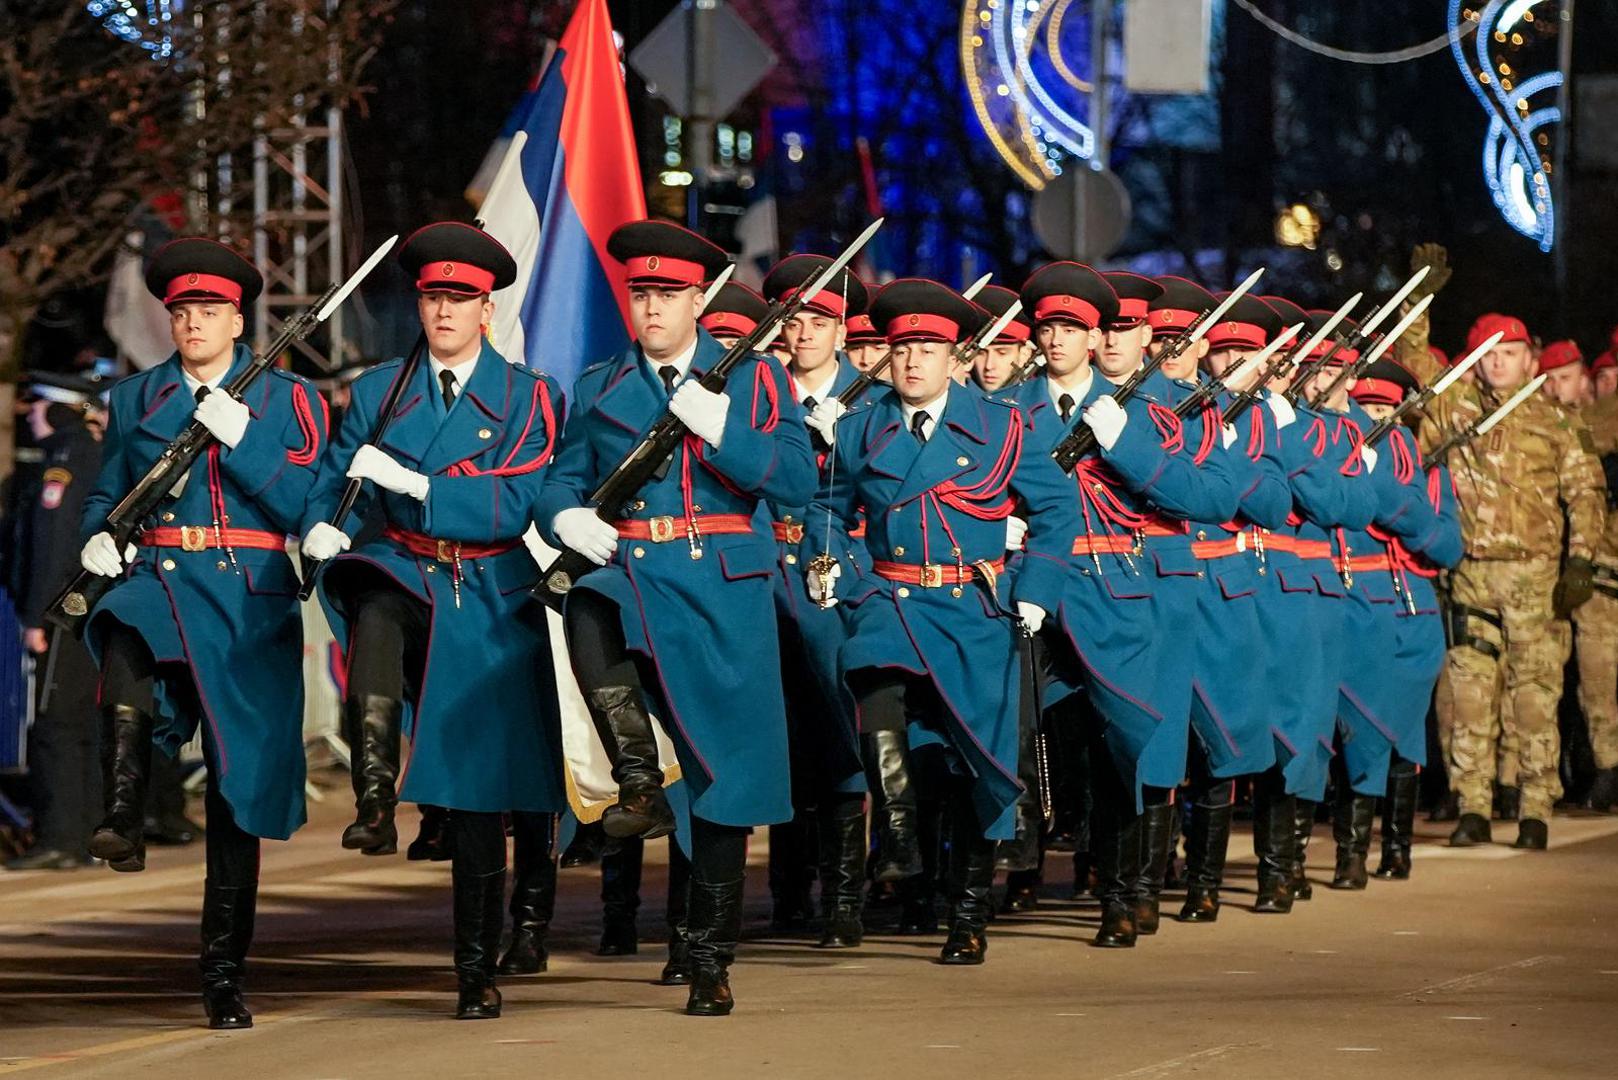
left=4, top=372, right=105, bottom=871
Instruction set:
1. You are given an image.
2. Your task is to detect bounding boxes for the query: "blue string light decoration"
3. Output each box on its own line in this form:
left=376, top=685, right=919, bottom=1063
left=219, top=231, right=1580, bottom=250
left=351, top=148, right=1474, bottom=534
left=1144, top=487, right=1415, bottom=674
left=86, top=0, right=181, bottom=61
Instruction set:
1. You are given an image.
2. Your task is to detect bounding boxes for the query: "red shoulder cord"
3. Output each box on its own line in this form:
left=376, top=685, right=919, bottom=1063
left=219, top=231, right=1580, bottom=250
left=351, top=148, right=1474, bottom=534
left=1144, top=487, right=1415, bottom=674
left=287, top=383, right=324, bottom=467
left=446, top=378, right=559, bottom=478
left=1148, top=402, right=1185, bottom=454
left=1191, top=399, right=1223, bottom=467
left=1337, top=416, right=1365, bottom=477
left=915, top=411, right=1023, bottom=566
left=687, top=360, right=784, bottom=516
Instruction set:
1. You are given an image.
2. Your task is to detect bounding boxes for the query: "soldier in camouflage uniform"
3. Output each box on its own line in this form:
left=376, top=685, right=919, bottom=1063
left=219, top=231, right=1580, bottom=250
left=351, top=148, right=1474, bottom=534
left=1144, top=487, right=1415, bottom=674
left=1573, top=391, right=1618, bottom=809
left=1400, top=295, right=1607, bottom=849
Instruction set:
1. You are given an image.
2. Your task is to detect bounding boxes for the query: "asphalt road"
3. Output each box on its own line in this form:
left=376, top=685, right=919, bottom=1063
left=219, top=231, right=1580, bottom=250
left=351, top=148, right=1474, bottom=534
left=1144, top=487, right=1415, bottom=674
left=3, top=792, right=1617, bottom=1080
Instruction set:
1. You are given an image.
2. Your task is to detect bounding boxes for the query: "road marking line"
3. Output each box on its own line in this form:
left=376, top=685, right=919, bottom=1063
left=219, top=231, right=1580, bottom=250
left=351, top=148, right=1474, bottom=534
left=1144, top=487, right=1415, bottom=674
left=1401, top=955, right=1560, bottom=999
left=1101, top=1043, right=1260, bottom=1078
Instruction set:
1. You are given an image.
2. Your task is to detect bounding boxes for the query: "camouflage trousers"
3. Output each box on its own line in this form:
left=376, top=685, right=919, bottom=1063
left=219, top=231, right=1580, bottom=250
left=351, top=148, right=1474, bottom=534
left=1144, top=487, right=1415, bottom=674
left=1574, top=583, right=1618, bottom=770
left=1435, top=556, right=1565, bottom=821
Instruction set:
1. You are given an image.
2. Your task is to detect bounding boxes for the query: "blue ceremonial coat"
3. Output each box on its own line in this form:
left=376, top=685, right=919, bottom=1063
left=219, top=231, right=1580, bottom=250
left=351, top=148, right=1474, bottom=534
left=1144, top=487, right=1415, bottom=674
left=1009, top=371, right=1211, bottom=804
left=537, top=328, right=817, bottom=829
left=1269, top=397, right=1380, bottom=800
left=81, top=345, right=325, bottom=840
left=305, top=341, right=566, bottom=814
left=1332, top=410, right=1460, bottom=794
left=765, top=358, right=867, bottom=797
left=803, top=382, right=1076, bottom=839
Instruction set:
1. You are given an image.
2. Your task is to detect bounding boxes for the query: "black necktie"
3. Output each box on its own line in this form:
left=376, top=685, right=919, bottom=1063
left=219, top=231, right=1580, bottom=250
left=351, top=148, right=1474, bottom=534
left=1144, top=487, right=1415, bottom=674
left=803, top=395, right=818, bottom=413
left=1058, top=393, right=1075, bottom=423
left=659, top=365, right=680, bottom=395
left=911, top=410, right=930, bottom=444
left=194, top=386, right=210, bottom=404
left=439, top=369, right=457, bottom=410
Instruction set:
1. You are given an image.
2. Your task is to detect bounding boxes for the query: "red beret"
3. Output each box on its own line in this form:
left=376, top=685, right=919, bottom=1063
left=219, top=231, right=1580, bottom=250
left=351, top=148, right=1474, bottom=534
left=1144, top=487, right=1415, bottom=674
left=1429, top=344, right=1450, bottom=367
left=1537, top=339, right=1584, bottom=373
left=1592, top=350, right=1616, bottom=374
left=1466, top=313, right=1530, bottom=354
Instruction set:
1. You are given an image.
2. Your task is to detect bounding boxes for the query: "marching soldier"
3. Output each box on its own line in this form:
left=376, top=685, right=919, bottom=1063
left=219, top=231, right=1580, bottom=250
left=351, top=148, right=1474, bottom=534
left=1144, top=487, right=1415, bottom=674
left=1402, top=312, right=1606, bottom=849
left=77, top=239, right=326, bottom=1027
left=844, top=302, right=890, bottom=379
left=301, top=222, right=566, bottom=1019
left=699, top=281, right=769, bottom=347
left=802, top=278, right=1079, bottom=965
left=760, top=254, right=871, bottom=948
left=537, top=220, right=817, bottom=1015
left=968, top=284, right=1035, bottom=393
left=1576, top=390, right=1618, bottom=810
left=4, top=372, right=105, bottom=871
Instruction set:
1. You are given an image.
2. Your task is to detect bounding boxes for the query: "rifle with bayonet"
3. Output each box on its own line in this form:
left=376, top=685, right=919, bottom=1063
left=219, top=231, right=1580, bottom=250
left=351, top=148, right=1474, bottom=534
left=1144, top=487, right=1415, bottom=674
left=533, top=218, right=885, bottom=606
left=1171, top=322, right=1302, bottom=423
left=1283, top=266, right=1431, bottom=406
left=1222, top=291, right=1362, bottom=427
left=1307, top=294, right=1433, bottom=410
left=46, top=235, right=399, bottom=635
left=1049, top=267, right=1266, bottom=474
left=1362, top=332, right=1496, bottom=448
left=1423, top=374, right=1546, bottom=466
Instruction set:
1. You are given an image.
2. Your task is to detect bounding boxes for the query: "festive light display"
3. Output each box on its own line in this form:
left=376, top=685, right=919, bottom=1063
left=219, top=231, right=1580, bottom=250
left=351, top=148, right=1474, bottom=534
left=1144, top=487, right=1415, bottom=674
left=1449, top=0, right=1563, bottom=251
left=86, top=0, right=180, bottom=60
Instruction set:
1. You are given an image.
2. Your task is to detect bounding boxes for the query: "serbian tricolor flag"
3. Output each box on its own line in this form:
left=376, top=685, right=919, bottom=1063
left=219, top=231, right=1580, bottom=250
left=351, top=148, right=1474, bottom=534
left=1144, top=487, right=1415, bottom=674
left=480, top=0, right=645, bottom=389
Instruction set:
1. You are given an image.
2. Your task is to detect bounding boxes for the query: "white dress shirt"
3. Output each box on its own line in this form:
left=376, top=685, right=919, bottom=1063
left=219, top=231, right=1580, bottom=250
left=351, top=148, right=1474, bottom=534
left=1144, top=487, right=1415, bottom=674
left=645, top=335, right=699, bottom=385
left=1046, top=368, right=1094, bottom=420
left=430, top=350, right=481, bottom=402
left=899, top=389, right=951, bottom=442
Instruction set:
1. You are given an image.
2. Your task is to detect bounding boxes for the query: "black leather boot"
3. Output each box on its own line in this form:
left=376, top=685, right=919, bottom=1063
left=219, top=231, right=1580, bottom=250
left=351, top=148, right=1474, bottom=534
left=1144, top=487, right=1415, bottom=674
left=406, top=804, right=452, bottom=861
left=597, top=838, right=641, bottom=955
left=1178, top=803, right=1232, bottom=923
left=588, top=687, right=674, bottom=840
left=1131, top=801, right=1174, bottom=935
left=863, top=731, right=923, bottom=882
left=1447, top=812, right=1492, bottom=847
left=1092, top=808, right=1141, bottom=948
left=659, top=848, right=692, bottom=984
left=199, top=880, right=256, bottom=1029
left=994, top=798, right=1042, bottom=874
left=1000, top=867, right=1040, bottom=914
left=498, top=814, right=555, bottom=975
left=768, top=815, right=815, bottom=933
left=88, top=704, right=154, bottom=871
left=815, top=800, right=867, bottom=949
left=1586, top=768, right=1618, bottom=813
left=1289, top=798, right=1315, bottom=901
left=1375, top=761, right=1418, bottom=880
left=939, top=800, right=995, bottom=965
left=1330, top=790, right=1374, bottom=890
left=453, top=867, right=505, bottom=1019
left=559, top=820, right=606, bottom=868
left=1493, top=784, right=1521, bottom=822
left=340, top=695, right=401, bottom=855
left=1428, top=789, right=1460, bottom=822
left=1512, top=818, right=1548, bottom=850
left=685, top=872, right=744, bottom=1016
left=1251, top=783, right=1295, bottom=914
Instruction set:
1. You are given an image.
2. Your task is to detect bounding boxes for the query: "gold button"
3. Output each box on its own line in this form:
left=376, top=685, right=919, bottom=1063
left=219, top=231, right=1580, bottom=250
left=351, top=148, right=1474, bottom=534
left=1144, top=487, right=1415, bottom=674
left=893, top=545, right=905, bottom=556
left=633, top=546, right=646, bottom=558
left=161, top=559, right=176, bottom=571
left=161, top=512, right=175, bottom=522
left=897, top=587, right=910, bottom=598
left=1195, top=570, right=1205, bottom=578
left=478, top=428, right=493, bottom=439
left=956, top=456, right=969, bottom=467
left=786, top=554, right=798, bottom=565
left=1258, top=567, right=1267, bottom=576
left=632, top=500, right=646, bottom=511
left=1196, top=529, right=1207, bottom=541
left=782, top=514, right=795, bottom=524
left=426, top=565, right=437, bottom=573
left=951, top=546, right=962, bottom=557
left=692, top=504, right=703, bottom=513
left=216, top=560, right=228, bottom=571
left=951, top=586, right=963, bottom=598
left=1080, top=567, right=1090, bottom=575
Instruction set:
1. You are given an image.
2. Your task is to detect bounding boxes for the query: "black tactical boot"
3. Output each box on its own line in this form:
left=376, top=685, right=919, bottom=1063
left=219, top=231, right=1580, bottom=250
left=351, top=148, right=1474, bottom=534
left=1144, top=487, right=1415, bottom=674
left=88, top=704, right=154, bottom=871
left=1493, top=784, right=1521, bottom=822
left=589, top=687, right=675, bottom=840
left=1131, top=801, right=1174, bottom=935
left=498, top=814, right=555, bottom=975
left=1092, top=810, right=1142, bottom=948
left=340, top=695, right=401, bottom=855
left=199, top=881, right=256, bottom=1029
left=1177, top=803, right=1232, bottom=923
left=815, top=800, right=867, bottom=949
left=1447, top=812, right=1492, bottom=847
left=685, top=873, right=744, bottom=1016
left=939, top=801, right=995, bottom=965
left=767, top=814, right=815, bottom=933
left=1374, top=761, right=1419, bottom=880
left=453, top=867, right=505, bottom=1019
left=1251, top=783, right=1296, bottom=914
left=863, top=731, right=923, bottom=882
left=1585, top=768, right=1618, bottom=813
left=1512, top=818, right=1548, bottom=850
left=1329, top=790, right=1375, bottom=890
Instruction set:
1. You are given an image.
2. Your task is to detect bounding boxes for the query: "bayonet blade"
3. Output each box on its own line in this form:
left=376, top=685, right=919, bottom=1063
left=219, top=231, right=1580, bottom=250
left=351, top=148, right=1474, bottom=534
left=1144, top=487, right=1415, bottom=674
left=1188, top=267, right=1265, bottom=345
left=1431, top=331, right=1499, bottom=397
left=963, top=272, right=994, bottom=300
left=317, top=234, right=399, bottom=323
left=1358, top=265, right=1430, bottom=338
left=1475, top=373, right=1547, bottom=437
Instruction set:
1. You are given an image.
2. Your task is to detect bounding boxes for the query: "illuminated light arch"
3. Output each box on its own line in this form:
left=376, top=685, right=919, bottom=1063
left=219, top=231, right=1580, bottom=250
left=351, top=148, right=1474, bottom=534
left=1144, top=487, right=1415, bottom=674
left=1449, top=0, right=1561, bottom=251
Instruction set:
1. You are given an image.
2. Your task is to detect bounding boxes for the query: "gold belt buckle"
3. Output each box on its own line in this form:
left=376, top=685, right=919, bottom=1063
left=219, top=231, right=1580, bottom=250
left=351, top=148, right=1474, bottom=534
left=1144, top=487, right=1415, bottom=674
left=180, top=525, right=208, bottom=552
left=648, top=515, right=677, bottom=543
left=784, top=522, right=805, bottom=544
left=435, top=539, right=457, bottom=564
left=919, top=563, right=944, bottom=589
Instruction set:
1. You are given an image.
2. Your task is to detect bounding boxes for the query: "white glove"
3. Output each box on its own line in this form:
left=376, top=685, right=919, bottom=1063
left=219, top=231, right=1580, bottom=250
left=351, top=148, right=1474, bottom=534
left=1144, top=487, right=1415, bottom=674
left=1267, top=394, right=1297, bottom=430
left=1082, top=395, right=1128, bottom=451
left=806, top=560, right=842, bottom=607
left=1221, top=423, right=1239, bottom=450
left=1359, top=445, right=1379, bottom=473
left=806, top=399, right=847, bottom=446
left=194, top=390, right=250, bottom=449
left=347, top=444, right=430, bottom=502
left=669, top=381, right=730, bottom=449
left=1016, top=601, right=1047, bottom=635
left=1004, top=515, right=1029, bottom=552
left=301, top=522, right=352, bottom=561
left=554, top=507, right=619, bottom=567
left=81, top=532, right=136, bottom=578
